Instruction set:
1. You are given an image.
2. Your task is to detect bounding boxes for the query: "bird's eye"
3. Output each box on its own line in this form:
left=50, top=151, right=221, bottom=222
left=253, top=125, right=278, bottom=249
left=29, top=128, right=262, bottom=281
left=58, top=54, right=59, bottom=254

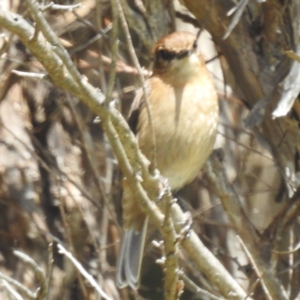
left=157, top=50, right=176, bottom=61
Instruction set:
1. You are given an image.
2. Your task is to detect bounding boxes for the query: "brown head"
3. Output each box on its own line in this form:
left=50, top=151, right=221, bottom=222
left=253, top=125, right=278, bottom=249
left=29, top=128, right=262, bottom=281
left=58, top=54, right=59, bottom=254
left=152, top=31, right=204, bottom=82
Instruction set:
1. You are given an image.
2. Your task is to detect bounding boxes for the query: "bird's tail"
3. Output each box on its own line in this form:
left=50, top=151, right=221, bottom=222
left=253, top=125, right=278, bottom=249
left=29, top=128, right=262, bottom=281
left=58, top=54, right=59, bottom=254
left=116, top=218, right=149, bottom=289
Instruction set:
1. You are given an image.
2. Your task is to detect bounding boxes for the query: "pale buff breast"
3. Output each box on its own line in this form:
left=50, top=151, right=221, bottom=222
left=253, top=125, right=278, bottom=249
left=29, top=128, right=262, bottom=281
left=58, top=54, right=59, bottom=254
left=138, top=75, right=219, bottom=190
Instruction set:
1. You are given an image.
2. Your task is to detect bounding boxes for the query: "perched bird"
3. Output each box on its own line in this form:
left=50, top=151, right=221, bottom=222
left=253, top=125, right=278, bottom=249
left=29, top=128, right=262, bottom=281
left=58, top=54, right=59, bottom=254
left=116, top=31, right=219, bottom=289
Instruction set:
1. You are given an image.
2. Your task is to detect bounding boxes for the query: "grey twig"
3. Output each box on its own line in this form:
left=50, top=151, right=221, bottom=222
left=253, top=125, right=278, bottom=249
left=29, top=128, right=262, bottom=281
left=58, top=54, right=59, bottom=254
left=12, top=69, right=47, bottom=79
left=223, top=0, right=249, bottom=39
left=57, top=244, right=113, bottom=300
left=42, top=2, right=81, bottom=11
left=104, top=0, right=119, bottom=105
left=13, top=250, right=47, bottom=300
left=0, top=273, right=34, bottom=300
left=236, top=236, right=273, bottom=300
left=0, top=280, right=24, bottom=300
left=180, top=271, right=225, bottom=300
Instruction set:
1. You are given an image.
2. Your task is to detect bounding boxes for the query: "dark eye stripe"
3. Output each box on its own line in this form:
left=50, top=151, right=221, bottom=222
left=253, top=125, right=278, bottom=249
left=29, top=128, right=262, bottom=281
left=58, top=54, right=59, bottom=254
left=176, top=50, right=190, bottom=59
left=157, top=50, right=176, bottom=61
left=157, top=48, right=193, bottom=62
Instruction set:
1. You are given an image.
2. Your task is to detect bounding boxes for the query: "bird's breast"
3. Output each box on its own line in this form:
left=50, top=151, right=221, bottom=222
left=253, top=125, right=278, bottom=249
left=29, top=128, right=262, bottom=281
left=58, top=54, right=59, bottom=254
left=138, top=76, right=218, bottom=190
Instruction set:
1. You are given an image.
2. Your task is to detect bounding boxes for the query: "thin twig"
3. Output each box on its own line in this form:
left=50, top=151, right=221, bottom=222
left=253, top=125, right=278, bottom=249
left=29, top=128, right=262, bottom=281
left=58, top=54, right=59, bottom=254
left=55, top=171, right=88, bottom=298
left=13, top=251, right=47, bottom=300
left=179, top=271, right=225, bottom=300
left=42, top=2, right=81, bottom=11
left=0, top=279, right=25, bottom=300
left=223, top=0, right=249, bottom=39
left=244, top=278, right=261, bottom=300
left=6, top=282, right=23, bottom=300
left=116, top=0, right=157, bottom=171
left=105, top=0, right=119, bottom=105
left=12, top=69, right=47, bottom=79
left=0, top=273, right=35, bottom=300
left=236, top=236, right=273, bottom=300
left=57, top=243, right=112, bottom=300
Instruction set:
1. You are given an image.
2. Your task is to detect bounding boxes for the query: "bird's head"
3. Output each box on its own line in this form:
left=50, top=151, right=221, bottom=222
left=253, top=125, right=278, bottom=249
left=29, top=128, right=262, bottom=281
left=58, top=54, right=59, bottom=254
left=152, top=31, right=203, bottom=83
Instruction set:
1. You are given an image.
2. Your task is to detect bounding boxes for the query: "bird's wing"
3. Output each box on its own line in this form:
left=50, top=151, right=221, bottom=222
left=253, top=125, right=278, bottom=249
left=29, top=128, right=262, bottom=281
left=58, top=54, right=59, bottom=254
left=127, top=83, right=150, bottom=135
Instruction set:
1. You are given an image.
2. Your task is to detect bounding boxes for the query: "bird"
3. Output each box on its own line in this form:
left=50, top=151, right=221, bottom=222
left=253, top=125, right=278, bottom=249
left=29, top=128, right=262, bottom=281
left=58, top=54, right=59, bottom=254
left=116, top=31, right=219, bottom=289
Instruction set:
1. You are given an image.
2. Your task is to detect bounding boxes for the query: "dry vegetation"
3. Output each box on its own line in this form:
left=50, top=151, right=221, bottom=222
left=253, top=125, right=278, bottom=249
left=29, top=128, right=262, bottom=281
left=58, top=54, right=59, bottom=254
left=0, top=0, right=300, bottom=299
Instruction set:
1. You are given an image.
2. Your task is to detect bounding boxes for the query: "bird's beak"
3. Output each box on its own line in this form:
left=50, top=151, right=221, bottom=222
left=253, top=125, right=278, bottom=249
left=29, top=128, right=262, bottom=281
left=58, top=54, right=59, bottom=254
left=176, top=50, right=191, bottom=60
